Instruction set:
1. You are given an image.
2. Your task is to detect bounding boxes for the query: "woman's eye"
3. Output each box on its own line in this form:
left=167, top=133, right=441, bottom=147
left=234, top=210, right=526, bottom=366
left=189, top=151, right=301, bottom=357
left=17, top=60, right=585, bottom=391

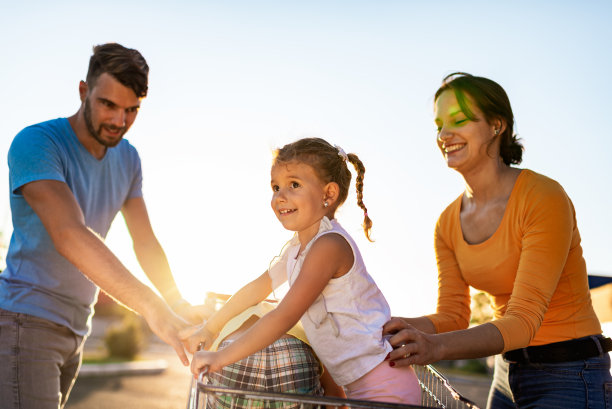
left=455, top=118, right=468, bottom=125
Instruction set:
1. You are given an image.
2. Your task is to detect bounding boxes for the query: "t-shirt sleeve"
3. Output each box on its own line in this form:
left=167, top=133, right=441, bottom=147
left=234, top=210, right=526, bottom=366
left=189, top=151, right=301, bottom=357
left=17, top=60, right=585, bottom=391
left=491, top=180, right=575, bottom=351
left=8, top=126, right=66, bottom=195
left=126, top=147, right=143, bottom=199
left=426, top=217, right=471, bottom=333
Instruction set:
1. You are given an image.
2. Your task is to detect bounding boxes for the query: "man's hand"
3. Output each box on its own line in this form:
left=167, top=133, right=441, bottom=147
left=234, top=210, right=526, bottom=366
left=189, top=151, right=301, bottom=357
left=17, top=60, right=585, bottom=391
left=179, top=323, right=217, bottom=353
left=172, top=300, right=215, bottom=325
left=142, top=300, right=191, bottom=366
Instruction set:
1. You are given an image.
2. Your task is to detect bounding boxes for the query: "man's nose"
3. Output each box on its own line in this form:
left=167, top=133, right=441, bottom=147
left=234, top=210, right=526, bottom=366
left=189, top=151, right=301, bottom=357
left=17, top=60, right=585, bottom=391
left=110, top=109, right=126, bottom=127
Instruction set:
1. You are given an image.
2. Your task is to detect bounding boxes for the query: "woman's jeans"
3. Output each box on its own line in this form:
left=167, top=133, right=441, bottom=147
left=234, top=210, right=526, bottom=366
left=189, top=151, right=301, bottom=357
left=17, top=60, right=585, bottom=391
left=487, top=353, right=612, bottom=409
left=0, top=308, right=85, bottom=409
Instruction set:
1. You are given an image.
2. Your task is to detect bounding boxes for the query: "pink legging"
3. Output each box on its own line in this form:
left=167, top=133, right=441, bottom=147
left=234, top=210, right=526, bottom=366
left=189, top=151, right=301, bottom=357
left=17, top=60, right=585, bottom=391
left=344, top=360, right=421, bottom=405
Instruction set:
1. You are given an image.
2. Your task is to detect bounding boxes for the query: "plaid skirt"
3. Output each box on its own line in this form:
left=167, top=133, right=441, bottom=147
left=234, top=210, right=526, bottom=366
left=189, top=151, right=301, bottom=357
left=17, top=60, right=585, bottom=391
left=206, top=337, right=324, bottom=409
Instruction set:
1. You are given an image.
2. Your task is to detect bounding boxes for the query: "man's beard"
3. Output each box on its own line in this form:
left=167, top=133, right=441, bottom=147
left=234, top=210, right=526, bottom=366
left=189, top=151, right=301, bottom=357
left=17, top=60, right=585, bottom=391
left=83, top=98, right=126, bottom=148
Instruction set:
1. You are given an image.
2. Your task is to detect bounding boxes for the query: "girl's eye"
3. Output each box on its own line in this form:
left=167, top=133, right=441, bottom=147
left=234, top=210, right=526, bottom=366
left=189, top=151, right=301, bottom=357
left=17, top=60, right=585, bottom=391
left=455, top=118, right=468, bottom=125
left=291, top=182, right=300, bottom=189
left=272, top=185, right=279, bottom=192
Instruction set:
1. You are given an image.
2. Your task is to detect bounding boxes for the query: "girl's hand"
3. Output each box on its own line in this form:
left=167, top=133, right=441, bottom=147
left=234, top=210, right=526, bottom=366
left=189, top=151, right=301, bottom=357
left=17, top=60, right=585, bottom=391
left=191, top=350, right=225, bottom=376
left=179, top=323, right=217, bottom=353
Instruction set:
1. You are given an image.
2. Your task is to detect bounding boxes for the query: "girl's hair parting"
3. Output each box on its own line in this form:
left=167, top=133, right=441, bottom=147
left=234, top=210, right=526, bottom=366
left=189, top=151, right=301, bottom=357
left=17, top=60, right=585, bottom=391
left=273, top=137, right=373, bottom=241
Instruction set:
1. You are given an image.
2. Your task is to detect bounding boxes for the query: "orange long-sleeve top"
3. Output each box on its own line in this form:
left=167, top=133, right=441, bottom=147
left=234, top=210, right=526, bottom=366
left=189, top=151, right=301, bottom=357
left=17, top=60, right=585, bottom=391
left=426, top=169, right=601, bottom=352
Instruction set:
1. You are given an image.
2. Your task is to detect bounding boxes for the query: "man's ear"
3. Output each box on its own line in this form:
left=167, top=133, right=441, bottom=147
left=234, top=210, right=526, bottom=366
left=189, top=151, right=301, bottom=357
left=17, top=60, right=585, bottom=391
left=78, top=81, right=88, bottom=103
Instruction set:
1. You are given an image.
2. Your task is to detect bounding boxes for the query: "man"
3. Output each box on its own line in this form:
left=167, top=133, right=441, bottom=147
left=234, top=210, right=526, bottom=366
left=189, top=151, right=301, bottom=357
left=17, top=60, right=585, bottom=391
left=0, top=43, right=203, bottom=408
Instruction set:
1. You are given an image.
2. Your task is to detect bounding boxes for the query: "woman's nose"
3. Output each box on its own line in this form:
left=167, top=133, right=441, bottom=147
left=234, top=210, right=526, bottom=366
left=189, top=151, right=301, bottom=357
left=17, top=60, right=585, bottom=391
left=437, top=127, right=450, bottom=143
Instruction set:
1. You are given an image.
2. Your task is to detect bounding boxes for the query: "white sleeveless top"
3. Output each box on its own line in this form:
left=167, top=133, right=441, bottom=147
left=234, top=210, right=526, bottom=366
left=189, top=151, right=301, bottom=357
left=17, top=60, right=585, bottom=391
left=268, top=217, right=392, bottom=385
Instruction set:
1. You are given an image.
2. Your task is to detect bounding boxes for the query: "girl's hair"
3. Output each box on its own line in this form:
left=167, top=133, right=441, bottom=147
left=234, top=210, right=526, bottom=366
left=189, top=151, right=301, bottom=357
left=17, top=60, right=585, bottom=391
left=434, top=72, right=523, bottom=165
left=273, top=137, right=373, bottom=241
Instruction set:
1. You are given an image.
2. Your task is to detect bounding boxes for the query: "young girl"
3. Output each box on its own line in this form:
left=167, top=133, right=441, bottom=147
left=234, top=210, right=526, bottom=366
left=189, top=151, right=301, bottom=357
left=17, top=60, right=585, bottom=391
left=182, top=137, right=420, bottom=404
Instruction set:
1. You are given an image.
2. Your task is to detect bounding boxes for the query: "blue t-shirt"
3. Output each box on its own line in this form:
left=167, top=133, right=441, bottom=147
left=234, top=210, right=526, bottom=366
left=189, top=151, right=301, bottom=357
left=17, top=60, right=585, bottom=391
left=0, top=118, right=143, bottom=336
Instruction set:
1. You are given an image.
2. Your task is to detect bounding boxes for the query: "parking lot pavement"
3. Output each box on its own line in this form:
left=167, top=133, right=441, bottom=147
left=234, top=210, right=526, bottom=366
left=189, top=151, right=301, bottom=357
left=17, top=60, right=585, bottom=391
left=66, top=342, right=192, bottom=409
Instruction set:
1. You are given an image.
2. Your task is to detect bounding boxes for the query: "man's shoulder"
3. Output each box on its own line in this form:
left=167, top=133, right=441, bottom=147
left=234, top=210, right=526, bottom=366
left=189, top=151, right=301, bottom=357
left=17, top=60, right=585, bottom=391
left=14, top=118, right=69, bottom=144
left=20, top=117, right=67, bottom=134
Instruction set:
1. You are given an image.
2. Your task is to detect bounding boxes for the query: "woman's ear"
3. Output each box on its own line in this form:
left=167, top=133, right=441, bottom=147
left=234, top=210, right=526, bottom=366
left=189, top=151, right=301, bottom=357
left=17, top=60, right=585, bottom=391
left=494, top=118, right=507, bottom=135
left=324, top=182, right=340, bottom=206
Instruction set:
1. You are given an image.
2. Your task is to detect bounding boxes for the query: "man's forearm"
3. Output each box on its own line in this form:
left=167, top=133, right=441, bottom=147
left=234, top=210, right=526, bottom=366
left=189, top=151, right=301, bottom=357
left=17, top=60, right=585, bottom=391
left=54, top=224, right=162, bottom=314
left=132, top=237, right=183, bottom=305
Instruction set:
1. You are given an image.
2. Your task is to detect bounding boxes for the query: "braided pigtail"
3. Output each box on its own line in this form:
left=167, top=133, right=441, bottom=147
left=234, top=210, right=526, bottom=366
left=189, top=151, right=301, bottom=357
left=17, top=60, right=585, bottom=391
left=347, top=153, right=373, bottom=242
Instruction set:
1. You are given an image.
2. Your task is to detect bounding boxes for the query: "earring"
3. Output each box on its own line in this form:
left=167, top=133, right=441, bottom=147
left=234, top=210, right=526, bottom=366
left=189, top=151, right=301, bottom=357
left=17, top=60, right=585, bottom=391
left=494, top=129, right=500, bottom=136
left=324, top=201, right=329, bottom=208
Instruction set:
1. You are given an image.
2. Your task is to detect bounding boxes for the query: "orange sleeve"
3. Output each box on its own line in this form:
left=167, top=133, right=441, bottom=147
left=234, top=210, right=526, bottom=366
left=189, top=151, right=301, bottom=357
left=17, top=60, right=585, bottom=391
left=426, top=211, right=471, bottom=333
left=491, top=180, right=574, bottom=351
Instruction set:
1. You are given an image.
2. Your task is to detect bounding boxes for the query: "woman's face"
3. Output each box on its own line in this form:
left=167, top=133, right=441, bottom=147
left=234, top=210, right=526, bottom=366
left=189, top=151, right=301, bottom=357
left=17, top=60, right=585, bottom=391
left=434, top=90, right=499, bottom=173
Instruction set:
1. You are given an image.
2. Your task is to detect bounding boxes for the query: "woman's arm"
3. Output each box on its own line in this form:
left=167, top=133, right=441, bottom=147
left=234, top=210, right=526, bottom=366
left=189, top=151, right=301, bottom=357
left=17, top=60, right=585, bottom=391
left=191, top=234, right=352, bottom=374
left=386, top=321, right=503, bottom=366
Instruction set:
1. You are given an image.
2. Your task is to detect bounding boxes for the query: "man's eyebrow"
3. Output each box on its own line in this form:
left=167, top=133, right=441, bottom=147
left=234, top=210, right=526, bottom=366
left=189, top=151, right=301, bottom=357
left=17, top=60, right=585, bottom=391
left=98, top=97, right=116, bottom=107
left=97, top=97, right=141, bottom=110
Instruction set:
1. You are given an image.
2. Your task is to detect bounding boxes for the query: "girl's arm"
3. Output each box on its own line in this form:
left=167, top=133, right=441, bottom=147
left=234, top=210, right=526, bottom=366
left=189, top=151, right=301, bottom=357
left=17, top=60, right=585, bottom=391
left=181, top=271, right=273, bottom=352
left=191, top=233, right=352, bottom=374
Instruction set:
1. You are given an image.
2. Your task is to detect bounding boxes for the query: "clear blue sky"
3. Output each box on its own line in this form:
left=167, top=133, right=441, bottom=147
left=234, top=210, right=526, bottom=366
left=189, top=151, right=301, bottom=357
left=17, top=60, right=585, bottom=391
left=0, top=1, right=610, bottom=316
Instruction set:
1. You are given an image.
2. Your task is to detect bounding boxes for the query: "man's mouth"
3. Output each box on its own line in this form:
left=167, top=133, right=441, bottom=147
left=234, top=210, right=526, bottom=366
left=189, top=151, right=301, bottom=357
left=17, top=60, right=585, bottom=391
left=102, top=125, right=125, bottom=136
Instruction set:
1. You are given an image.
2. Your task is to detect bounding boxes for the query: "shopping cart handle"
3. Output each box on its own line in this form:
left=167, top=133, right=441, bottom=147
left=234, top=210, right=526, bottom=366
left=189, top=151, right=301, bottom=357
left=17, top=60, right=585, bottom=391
left=198, top=367, right=209, bottom=383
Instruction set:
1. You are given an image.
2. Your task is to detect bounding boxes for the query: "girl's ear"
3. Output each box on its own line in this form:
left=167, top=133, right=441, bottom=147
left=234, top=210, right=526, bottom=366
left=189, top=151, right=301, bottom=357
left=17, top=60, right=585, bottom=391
left=324, top=182, right=340, bottom=205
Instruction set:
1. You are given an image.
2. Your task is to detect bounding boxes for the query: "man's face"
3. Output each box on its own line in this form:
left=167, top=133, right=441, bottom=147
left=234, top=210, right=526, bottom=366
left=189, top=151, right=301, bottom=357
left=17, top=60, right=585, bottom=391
left=82, top=72, right=141, bottom=147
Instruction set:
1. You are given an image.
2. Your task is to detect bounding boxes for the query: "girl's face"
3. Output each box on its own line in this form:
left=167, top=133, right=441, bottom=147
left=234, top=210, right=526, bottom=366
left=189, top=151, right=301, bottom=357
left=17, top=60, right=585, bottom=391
left=270, top=161, right=331, bottom=244
left=434, top=90, right=500, bottom=174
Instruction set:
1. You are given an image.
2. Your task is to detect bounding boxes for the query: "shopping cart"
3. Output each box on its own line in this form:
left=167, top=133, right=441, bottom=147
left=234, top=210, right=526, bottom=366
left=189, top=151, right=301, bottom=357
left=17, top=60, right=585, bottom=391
left=186, top=364, right=481, bottom=409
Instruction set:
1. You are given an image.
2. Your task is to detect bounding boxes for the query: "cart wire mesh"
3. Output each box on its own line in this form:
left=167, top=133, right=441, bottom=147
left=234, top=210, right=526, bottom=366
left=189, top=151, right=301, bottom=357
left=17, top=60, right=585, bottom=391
left=186, top=364, right=481, bottom=409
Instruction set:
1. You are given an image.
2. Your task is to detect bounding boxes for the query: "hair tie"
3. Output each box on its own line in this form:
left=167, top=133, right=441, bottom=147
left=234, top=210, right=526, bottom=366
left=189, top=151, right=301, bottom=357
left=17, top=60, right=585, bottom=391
left=334, top=144, right=348, bottom=162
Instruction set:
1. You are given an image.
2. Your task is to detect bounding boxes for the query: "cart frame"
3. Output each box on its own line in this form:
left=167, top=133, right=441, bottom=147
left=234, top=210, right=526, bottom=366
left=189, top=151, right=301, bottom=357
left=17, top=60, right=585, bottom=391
left=186, top=364, right=481, bottom=409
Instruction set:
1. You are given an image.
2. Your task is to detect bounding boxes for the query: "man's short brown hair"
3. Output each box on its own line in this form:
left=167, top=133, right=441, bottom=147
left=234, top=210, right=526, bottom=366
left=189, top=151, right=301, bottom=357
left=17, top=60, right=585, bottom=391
left=86, top=43, right=149, bottom=98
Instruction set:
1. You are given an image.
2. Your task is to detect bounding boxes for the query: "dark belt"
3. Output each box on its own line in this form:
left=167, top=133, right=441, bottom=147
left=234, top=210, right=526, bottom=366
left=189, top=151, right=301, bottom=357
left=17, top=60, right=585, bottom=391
left=502, top=335, right=612, bottom=364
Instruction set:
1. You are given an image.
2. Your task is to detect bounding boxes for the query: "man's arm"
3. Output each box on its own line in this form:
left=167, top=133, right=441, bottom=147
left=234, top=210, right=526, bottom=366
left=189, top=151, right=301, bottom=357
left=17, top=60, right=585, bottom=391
left=21, top=179, right=190, bottom=365
left=121, top=197, right=209, bottom=323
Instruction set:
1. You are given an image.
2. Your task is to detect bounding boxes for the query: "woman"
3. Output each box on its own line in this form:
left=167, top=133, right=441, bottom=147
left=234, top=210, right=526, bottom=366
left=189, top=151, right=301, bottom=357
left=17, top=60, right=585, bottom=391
left=384, top=72, right=612, bottom=408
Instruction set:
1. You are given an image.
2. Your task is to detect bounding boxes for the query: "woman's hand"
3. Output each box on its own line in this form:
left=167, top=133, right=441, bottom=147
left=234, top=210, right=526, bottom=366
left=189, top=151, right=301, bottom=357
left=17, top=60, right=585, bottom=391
left=179, top=323, right=217, bottom=353
left=384, top=318, right=504, bottom=364
left=383, top=317, right=443, bottom=366
left=191, top=350, right=225, bottom=377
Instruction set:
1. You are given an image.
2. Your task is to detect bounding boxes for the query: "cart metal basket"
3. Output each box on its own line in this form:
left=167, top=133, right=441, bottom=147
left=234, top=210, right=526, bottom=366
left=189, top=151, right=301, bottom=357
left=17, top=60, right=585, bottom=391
left=186, top=364, right=481, bottom=409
